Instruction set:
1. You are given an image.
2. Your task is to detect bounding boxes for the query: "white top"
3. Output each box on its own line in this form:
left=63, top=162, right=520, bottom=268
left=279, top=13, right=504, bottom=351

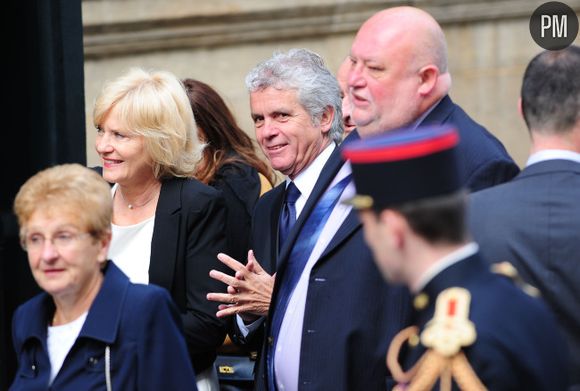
left=109, top=184, right=154, bottom=284
left=47, top=311, right=88, bottom=384
left=526, top=149, right=580, bottom=167
left=274, top=161, right=353, bottom=391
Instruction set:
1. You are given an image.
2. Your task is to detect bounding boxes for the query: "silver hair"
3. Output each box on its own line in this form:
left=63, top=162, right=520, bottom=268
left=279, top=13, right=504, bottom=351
left=245, top=48, right=344, bottom=143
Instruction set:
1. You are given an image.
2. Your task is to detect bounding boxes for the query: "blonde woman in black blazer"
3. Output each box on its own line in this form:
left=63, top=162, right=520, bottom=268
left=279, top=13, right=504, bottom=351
left=93, top=67, right=228, bottom=391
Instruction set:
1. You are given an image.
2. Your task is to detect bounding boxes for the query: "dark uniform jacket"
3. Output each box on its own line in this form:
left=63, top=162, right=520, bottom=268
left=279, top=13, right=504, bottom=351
left=402, top=253, right=569, bottom=390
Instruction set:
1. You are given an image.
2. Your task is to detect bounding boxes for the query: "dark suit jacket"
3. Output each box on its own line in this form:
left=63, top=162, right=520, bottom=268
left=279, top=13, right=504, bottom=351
left=403, top=254, right=569, bottom=390
left=468, top=159, right=580, bottom=387
left=150, top=177, right=229, bottom=374
left=421, top=95, right=520, bottom=191
left=210, top=161, right=261, bottom=264
left=251, top=137, right=411, bottom=390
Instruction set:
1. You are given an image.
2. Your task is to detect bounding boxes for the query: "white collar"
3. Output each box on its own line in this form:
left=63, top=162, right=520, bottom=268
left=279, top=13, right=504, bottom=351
left=526, top=149, right=580, bottom=167
left=285, top=142, right=335, bottom=201
left=412, top=242, right=479, bottom=293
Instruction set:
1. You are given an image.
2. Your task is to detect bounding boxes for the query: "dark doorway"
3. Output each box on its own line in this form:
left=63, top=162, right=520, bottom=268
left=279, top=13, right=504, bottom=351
left=0, top=0, right=86, bottom=387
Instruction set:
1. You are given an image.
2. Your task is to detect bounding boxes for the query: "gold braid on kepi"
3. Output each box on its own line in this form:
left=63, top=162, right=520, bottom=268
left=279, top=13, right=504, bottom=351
left=387, top=288, right=487, bottom=391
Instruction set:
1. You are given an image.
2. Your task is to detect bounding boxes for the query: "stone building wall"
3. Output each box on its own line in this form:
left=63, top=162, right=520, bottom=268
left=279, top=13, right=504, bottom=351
left=82, top=0, right=580, bottom=170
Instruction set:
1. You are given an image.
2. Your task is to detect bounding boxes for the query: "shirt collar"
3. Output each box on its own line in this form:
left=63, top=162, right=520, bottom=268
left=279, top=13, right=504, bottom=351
left=526, top=149, right=580, bottom=167
left=412, top=242, right=479, bottom=293
left=409, top=98, right=443, bottom=130
left=286, top=142, right=336, bottom=202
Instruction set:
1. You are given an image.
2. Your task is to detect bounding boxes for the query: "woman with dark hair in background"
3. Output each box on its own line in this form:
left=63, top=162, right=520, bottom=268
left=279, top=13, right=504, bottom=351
left=183, top=78, right=275, bottom=263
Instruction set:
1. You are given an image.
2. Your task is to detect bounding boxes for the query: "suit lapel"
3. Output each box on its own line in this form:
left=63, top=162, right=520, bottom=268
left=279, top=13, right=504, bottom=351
left=149, top=179, right=181, bottom=291
left=302, top=132, right=362, bottom=262
left=319, top=209, right=361, bottom=260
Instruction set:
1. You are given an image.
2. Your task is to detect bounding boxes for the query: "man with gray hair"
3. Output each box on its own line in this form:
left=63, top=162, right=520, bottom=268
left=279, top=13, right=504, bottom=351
left=208, top=48, right=409, bottom=390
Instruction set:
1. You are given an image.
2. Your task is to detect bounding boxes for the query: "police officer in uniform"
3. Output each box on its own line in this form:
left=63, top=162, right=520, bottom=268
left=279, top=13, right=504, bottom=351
left=342, top=125, right=570, bottom=390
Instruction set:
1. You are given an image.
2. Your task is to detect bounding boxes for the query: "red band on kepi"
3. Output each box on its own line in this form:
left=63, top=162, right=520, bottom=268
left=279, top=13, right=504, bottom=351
left=341, top=125, right=462, bottom=210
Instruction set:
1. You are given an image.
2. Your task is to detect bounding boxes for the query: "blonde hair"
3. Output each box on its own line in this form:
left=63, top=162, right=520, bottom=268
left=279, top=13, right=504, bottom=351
left=14, top=164, right=113, bottom=240
left=93, top=67, right=204, bottom=179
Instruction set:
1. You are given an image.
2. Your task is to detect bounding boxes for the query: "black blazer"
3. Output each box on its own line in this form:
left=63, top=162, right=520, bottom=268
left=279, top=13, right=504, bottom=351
left=150, top=176, right=229, bottom=374
left=94, top=167, right=229, bottom=374
left=422, top=95, right=520, bottom=191
left=468, top=159, right=580, bottom=387
left=210, top=161, right=261, bottom=263
left=251, top=137, right=411, bottom=390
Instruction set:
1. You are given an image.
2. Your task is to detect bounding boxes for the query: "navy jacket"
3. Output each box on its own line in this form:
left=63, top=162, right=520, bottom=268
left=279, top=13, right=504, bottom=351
left=9, top=262, right=198, bottom=390
left=468, top=159, right=580, bottom=387
left=403, top=254, right=569, bottom=390
left=421, top=95, right=520, bottom=191
left=250, top=139, right=411, bottom=390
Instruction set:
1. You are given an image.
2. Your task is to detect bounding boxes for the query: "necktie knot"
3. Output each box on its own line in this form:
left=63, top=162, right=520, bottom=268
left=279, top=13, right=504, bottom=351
left=285, top=182, right=301, bottom=205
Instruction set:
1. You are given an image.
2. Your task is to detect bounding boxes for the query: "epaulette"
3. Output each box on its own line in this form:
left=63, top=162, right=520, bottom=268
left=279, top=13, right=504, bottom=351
left=421, top=287, right=477, bottom=356
left=387, top=287, right=487, bottom=391
left=491, top=261, right=541, bottom=298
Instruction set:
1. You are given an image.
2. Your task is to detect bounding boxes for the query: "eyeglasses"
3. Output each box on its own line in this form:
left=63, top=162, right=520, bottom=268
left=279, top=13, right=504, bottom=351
left=20, top=232, right=93, bottom=252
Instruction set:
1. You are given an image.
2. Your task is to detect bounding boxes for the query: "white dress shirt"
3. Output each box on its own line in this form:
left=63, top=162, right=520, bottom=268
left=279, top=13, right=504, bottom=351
left=275, top=162, right=354, bottom=391
left=287, top=142, right=336, bottom=217
left=526, top=149, right=580, bottom=167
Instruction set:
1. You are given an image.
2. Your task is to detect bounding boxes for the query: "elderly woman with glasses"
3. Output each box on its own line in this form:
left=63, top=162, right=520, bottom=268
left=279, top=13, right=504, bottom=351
left=9, top=164, right=197, bottom=390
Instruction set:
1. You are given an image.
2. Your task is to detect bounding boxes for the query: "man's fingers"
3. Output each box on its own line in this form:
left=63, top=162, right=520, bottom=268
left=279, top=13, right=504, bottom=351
left=209, top=269, right=240, bottom=287
left=216, top=303, right=249, bottom=318
left=217, top=252, right=245, bottom=272
left=206, top=292, right=237, bottom=304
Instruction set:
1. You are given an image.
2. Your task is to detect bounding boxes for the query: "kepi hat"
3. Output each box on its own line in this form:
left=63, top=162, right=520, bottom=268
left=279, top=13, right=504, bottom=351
left=341, top=125, right=461, bottom=211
